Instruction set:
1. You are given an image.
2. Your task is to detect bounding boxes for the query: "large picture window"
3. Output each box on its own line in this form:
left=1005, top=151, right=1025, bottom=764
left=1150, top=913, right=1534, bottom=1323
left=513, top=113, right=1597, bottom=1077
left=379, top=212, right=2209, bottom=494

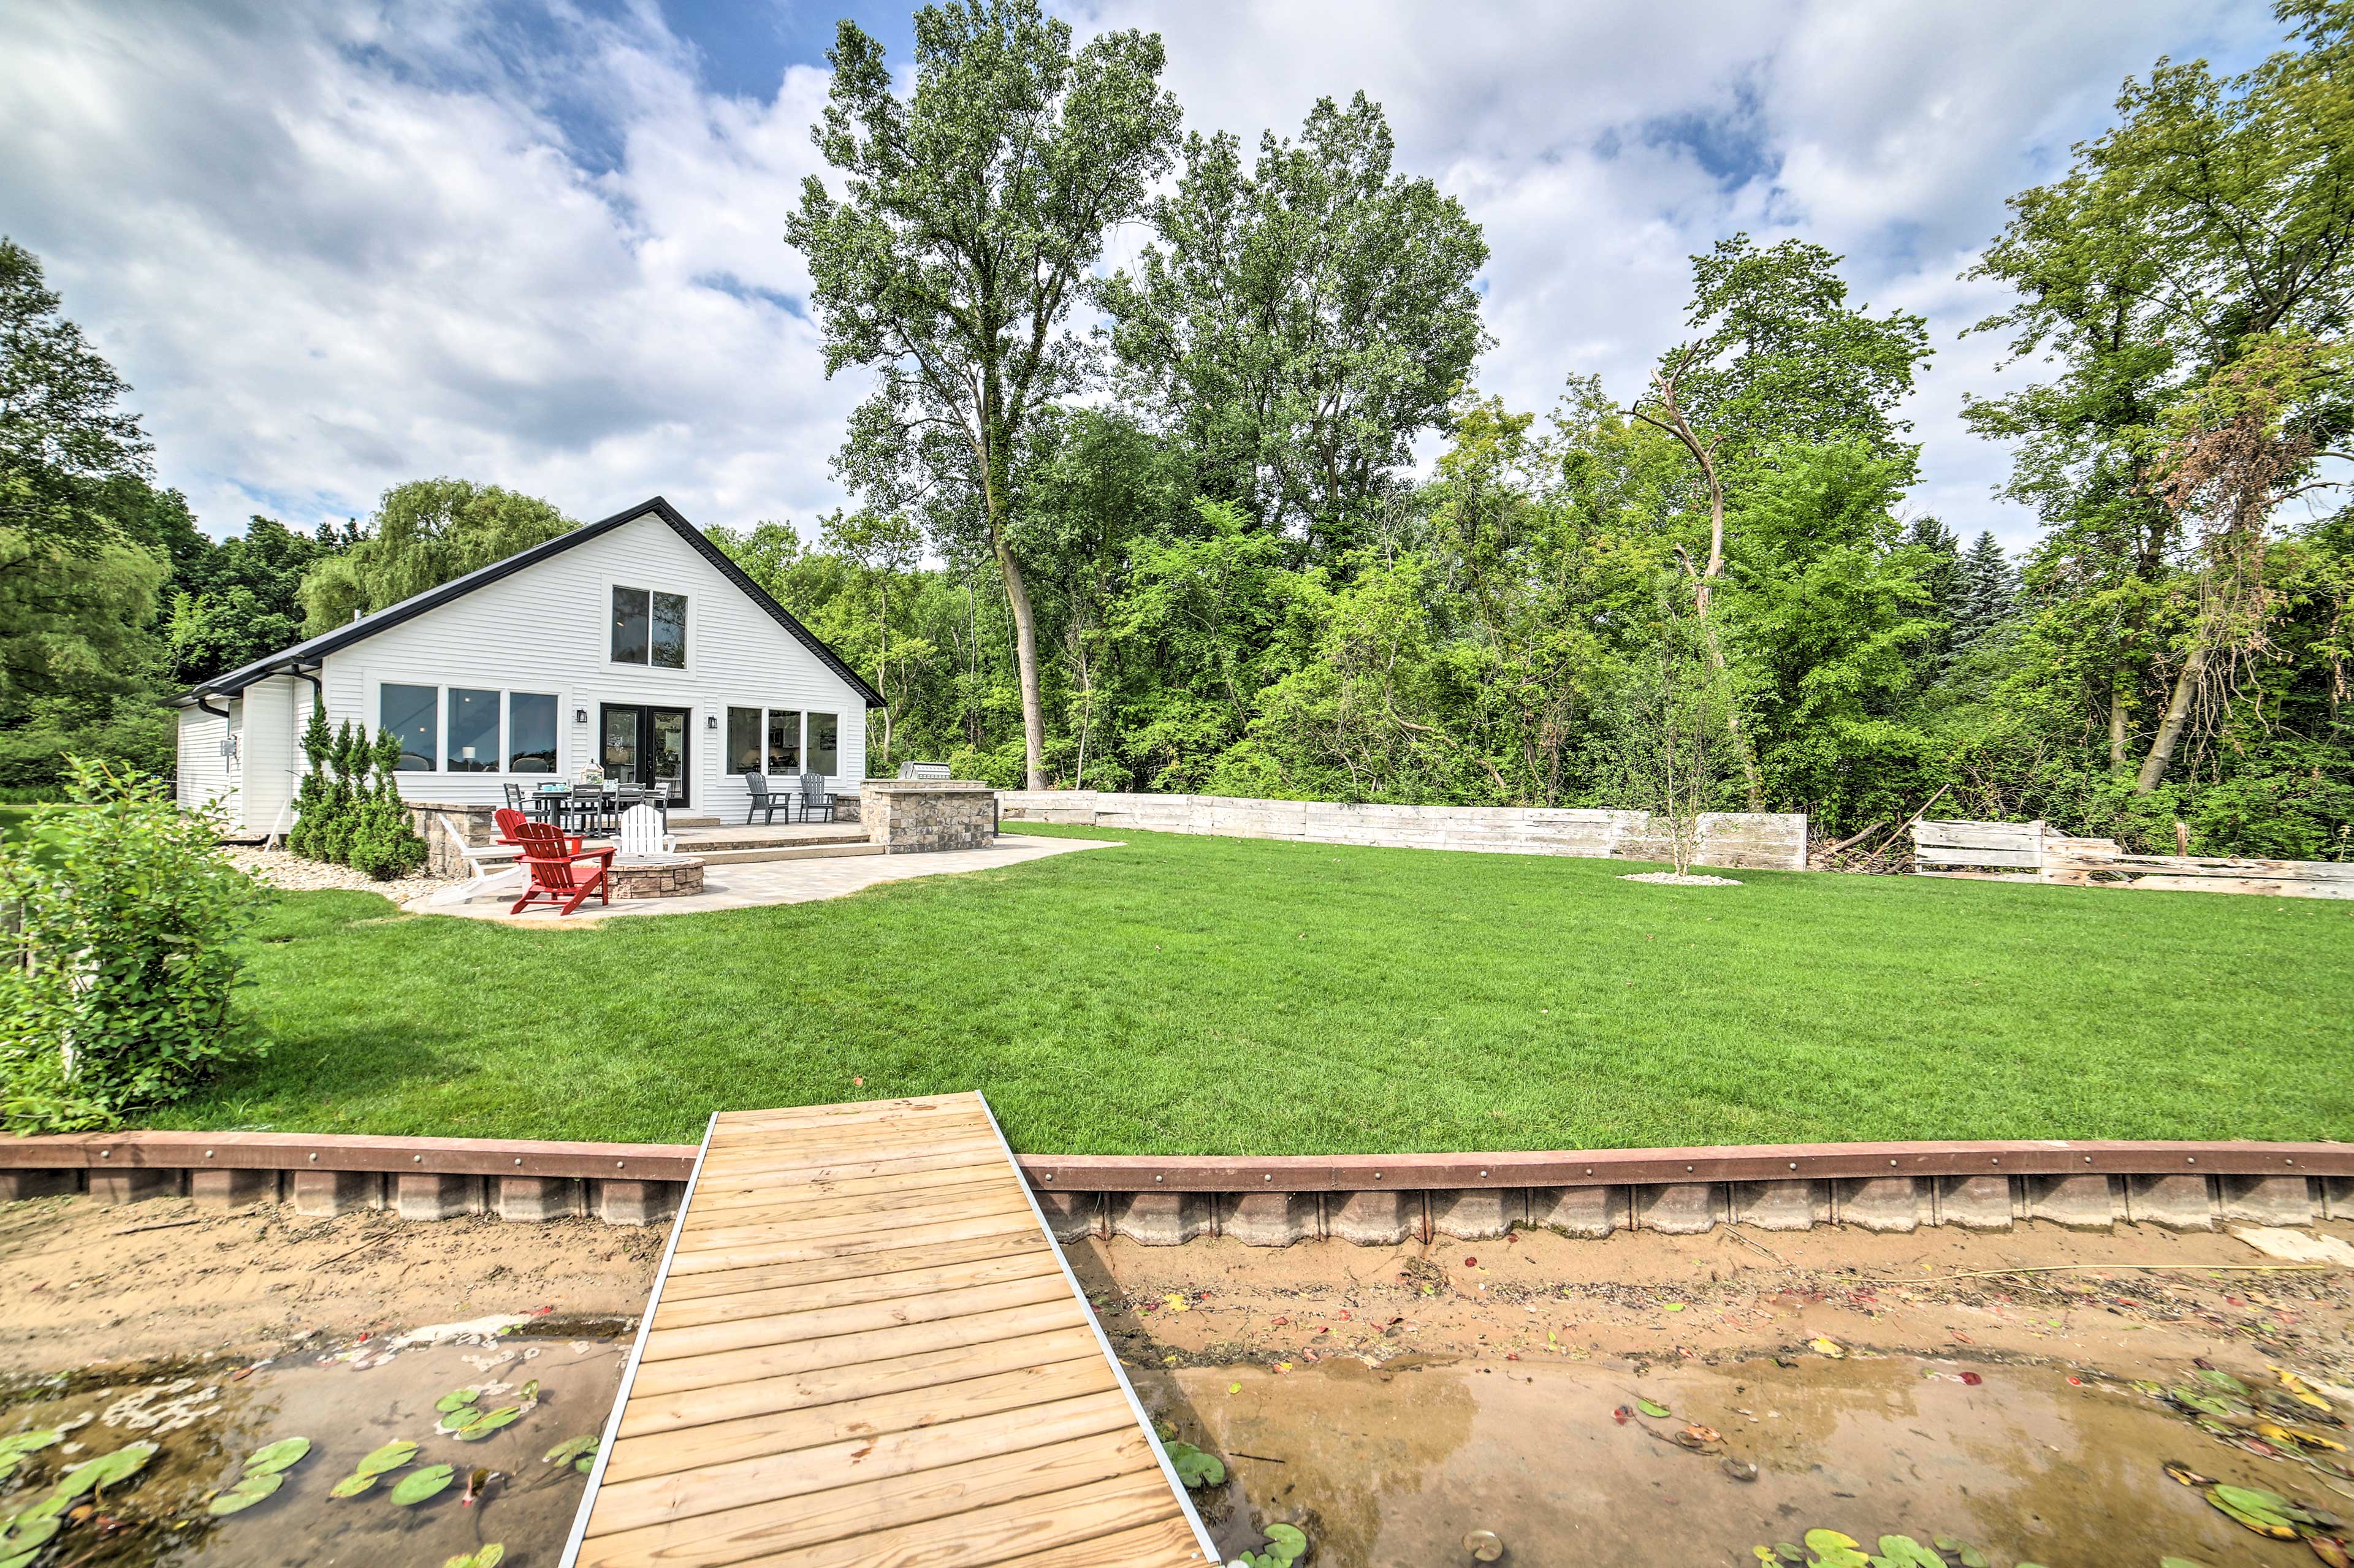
left=509, top=693, right=558, bottom=773
left=767, top=709, right=801, bottom=774
left=446, top=688, right=500, bottom=773
left=807, top=712, right=839, bottom=777
left=612, top=585, right=687, bottom=668
left=381, top=684, right=438, bottom=771
left=726, top=707, right=762, bottom=773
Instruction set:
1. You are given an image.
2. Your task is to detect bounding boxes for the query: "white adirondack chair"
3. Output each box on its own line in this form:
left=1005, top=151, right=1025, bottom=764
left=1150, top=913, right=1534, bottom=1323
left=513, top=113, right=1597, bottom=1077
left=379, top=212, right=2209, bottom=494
left=430, top=813, right=526, bottom=905
left=616, top=802, right=678, bottom=856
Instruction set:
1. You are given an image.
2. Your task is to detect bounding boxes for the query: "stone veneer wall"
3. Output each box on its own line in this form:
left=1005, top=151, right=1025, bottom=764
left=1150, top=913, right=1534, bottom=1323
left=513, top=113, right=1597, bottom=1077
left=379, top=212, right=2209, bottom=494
left=859, top=779, right=997, bottom=853
left=999, top=791, right=1808, bottom=872
left=406, top=802, right=502, bottom=879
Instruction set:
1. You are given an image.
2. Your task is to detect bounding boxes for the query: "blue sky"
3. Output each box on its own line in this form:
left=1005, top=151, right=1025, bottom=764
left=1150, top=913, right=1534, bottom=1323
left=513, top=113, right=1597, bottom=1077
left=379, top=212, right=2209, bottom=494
left=0, top=0, right=2277, bottom=549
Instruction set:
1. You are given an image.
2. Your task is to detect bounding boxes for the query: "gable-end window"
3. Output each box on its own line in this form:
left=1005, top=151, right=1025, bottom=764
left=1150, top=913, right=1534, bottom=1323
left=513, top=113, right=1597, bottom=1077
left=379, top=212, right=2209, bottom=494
left=650, top=591, right=687, bottom=668
left=807, top=712, right=839, bottom=777
left=612, top=585, right=687, bottom=668
left=726, top=707, right=762, bottom=773
left=611, top=587, right=649, bottom=663
left=509, top=693, right=558, bottom=773
left=381, top=684, right=438, bottom=771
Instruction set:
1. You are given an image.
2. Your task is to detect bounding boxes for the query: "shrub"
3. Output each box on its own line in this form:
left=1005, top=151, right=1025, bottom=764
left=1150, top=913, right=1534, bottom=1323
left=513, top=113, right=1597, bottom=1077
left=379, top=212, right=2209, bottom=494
left=0, top=757, right=269, bottom=1132
left=345, top=729, right=427, bottom=881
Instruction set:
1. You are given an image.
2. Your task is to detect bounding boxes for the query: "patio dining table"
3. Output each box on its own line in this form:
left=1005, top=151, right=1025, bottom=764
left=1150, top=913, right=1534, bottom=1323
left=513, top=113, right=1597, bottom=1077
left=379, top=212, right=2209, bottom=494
left=526, top=786, right=668, bottom=836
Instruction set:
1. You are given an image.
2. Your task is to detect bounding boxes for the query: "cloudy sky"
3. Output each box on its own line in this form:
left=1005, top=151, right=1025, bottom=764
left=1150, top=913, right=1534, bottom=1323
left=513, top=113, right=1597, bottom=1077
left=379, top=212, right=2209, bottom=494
left=0, top=0, right=2279, bottom=549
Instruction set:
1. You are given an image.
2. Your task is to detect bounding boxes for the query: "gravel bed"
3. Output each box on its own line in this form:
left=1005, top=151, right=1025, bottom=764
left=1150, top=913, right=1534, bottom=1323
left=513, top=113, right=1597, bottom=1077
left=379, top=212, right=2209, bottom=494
left=1617, top=870, right=1744, bottom=886
left=225, top=845, right=453, bottom=905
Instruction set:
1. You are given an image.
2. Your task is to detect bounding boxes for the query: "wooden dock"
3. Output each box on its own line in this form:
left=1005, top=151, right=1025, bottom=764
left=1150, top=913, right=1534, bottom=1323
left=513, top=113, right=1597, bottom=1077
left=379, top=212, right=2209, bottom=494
left=562, top=1094, right=1218, bottom=1568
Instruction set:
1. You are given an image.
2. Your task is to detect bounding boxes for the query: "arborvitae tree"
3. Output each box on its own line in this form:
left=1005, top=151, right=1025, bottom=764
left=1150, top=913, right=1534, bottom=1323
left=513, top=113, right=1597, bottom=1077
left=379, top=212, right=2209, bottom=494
left=346, top=729, right=427, bottom=881
left=316, top=719, right=364, bottom=864
left=284, top=699, right=332, bottom=858
left=1954, top=531, right=2016, bottom=650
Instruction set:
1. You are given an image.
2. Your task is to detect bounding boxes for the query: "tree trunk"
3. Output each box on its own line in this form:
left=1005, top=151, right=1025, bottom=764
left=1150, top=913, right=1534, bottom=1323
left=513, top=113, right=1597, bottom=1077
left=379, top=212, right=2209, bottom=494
left=2106, top=668, right=2130, bottom=773
left=994, top=533, right=1048, bottom=790
left=2135, top=644, right=2205, bottom=793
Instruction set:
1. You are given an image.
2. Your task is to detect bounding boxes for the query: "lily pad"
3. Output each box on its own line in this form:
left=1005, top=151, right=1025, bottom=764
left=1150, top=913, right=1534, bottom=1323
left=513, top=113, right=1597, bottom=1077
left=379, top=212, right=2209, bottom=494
left=357, top=1439, right=419, bottom=1477
left=328, top=1471, right=379, bottom=1499
left=443, top=1547, right=506, bottom=1568
left=543, top=1436, right=598, bottom=1469
left=1262, top=1521, right=1308, bottom=1564
left=452, top=1406, right=522, bottom=1442
left=0, top=1430, right=60, bottom=1482
left=1164, top=1441, right=1225, bottom=1489
left=436, top=1388, right=482, bottom=1415
left=242, top=1437, right=311, bottom=1475
left=2197, top=1368, right=2249, bottom=1396
left=1635, top=1398, right=1671, bottom=1418
left=390, top=1464, right=456, bottom=1506
left=207, top=1470, right=286, bottom=1516
left=54, top=1441, right=158, bottom=1498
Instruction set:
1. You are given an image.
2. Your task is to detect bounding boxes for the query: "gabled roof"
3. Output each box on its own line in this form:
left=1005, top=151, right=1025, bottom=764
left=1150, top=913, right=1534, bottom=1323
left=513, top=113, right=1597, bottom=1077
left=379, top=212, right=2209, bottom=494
left=174, top=496, right=886, bottom=709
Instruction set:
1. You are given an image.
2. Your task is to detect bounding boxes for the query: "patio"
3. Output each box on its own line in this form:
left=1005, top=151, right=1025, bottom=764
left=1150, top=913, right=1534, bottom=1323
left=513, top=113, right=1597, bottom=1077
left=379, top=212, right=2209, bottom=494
left=411, top=831, right=1116, bottom=921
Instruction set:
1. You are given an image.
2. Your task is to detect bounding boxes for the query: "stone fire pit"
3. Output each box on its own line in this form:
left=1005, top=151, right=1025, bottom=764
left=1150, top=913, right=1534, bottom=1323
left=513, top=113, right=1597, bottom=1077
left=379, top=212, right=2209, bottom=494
left=608, top=853, right=706, bottom=900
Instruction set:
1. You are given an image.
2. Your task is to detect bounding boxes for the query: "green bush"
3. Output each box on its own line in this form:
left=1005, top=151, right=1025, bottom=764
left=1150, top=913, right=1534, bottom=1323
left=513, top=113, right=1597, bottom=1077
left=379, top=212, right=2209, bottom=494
left=0, top=757, right=269, bottom=1132
left=345, top=729, right=427, bottom=880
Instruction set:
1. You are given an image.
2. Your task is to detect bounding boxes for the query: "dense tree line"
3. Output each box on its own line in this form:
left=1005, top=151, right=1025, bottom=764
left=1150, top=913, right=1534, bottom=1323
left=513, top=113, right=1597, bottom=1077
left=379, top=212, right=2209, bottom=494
left=4, top=0, right=2349, bottom=859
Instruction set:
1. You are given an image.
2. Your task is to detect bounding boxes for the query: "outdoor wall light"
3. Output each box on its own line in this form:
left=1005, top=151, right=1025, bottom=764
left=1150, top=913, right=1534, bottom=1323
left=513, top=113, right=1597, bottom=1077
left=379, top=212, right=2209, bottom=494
left=573, top=707, right=588, bottom=724
left=705, top=714, right=718, bottom=729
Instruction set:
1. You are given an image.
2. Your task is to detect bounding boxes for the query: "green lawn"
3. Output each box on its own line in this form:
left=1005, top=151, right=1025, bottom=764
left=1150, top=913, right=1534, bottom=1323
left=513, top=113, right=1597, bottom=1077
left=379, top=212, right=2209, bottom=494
left=154, top=824, right=2354, bottom=1155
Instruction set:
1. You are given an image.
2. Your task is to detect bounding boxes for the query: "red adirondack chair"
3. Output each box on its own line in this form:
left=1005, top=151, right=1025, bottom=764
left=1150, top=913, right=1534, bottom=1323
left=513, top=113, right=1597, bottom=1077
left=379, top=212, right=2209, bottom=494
left=508, top=818, right=614, bottom=916
left=493, top=806, right=581, bottom=853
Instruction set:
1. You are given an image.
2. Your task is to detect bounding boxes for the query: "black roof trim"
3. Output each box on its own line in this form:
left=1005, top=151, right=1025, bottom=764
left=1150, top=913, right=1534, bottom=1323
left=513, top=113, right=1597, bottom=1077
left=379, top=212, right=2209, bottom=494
left=173, top=497, right=886, bottom=709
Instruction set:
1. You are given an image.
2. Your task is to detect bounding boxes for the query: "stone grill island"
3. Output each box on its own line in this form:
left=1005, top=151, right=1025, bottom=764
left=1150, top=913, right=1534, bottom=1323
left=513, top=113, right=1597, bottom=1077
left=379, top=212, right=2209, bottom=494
left=858, top=777, right=999, bottom=853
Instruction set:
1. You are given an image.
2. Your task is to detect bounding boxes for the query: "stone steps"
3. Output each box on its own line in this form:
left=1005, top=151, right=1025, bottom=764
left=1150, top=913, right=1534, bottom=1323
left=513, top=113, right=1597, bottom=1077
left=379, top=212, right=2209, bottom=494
left=696, top=841, right=886, bottom=866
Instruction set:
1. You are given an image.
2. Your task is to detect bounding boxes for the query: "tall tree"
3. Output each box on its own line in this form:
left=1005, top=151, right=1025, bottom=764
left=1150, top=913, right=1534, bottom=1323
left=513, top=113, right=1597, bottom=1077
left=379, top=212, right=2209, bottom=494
left=296, top=479, right=571, bottom=632
left=1625, top=237, right=1931, bottom=808
left=820, top=507, right=925, bottom=767
left=785, top=0, right=1181, bottom=790
left=1966, top=0, right=2354, bottom=790
left=1099, top=93, right=1491, bottom=557
left=0, top=239, right=153, bottom=557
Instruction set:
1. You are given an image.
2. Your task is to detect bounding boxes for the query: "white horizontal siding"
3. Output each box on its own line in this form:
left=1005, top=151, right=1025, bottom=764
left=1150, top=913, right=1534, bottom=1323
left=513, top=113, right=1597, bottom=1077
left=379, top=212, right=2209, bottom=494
left=312, top=512, right=868, bottom=817
left=242, top=674, right=303, bottom=840
left=176, top=705, right=238, bottom=827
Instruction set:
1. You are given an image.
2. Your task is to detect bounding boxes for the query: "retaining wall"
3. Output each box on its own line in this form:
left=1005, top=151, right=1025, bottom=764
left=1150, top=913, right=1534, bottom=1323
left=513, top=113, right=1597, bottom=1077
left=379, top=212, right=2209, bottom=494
left=999, top=791, right=1808, bottom=871
left=6, top=1132, right=2345, bottom=1243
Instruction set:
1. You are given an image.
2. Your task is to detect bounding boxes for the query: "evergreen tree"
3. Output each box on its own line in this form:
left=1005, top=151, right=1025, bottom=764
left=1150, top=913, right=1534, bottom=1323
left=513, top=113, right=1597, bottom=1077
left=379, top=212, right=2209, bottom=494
left=1901, top=517, right=1965, bottom=671
left=284, top=699, right=332, bottom=858
left=1954, top=531, right=2016, bottom=650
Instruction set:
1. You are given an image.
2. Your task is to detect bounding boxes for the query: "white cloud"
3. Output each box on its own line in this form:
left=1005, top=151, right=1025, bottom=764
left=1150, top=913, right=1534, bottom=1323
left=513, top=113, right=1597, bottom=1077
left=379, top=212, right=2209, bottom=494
left=0, top=0, right=2281, bottom=549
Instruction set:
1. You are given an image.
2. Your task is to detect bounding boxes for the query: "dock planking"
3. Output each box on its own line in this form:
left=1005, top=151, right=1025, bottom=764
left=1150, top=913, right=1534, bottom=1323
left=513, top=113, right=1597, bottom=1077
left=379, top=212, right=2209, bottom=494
left=563, top=1093, right=1217, bottom=1568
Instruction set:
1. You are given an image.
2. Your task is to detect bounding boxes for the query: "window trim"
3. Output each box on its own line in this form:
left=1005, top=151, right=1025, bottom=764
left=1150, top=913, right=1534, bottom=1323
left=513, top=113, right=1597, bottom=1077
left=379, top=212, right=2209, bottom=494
left=370, top=679, right=566, bottom=777
left=606, top=577, right=692, bottom=674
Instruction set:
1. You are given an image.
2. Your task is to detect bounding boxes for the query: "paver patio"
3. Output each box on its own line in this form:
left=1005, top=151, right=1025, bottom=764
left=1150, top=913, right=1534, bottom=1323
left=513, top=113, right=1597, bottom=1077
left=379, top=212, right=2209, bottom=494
left=414, top=832, right=1117, bottom=922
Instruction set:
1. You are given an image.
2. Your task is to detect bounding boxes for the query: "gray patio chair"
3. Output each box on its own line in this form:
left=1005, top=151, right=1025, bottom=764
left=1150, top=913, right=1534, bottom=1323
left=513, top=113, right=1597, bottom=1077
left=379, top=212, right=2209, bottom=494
left=798, top=771, right=839, bottom=823
left=742, top=771, right=787, bottom=825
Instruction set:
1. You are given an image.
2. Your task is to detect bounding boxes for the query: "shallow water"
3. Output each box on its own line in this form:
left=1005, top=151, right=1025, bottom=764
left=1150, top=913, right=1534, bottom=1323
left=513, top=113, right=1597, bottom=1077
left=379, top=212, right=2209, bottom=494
left=1148, top=1353, right=2328, bottom=1567
left=1, top=1331, right=626, bottom=1567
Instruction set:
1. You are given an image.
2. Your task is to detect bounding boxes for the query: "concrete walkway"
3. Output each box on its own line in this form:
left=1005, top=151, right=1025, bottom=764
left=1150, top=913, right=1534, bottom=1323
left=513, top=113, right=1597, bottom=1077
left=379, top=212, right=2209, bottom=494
left=413, top=834, right=1118, bottom=923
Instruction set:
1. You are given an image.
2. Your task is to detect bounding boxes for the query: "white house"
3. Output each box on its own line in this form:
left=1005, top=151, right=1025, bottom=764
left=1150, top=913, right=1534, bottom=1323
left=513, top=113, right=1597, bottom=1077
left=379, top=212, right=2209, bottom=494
left=172, top=497, right=883, bottom=834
